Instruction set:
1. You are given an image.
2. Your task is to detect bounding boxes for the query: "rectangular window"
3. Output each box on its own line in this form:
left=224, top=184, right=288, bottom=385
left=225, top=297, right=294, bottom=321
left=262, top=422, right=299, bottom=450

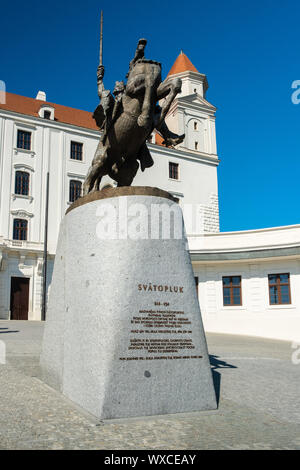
left=13, top=219, right=28, bottom=241
left=169, top=162, right=179, bottom=180
left=69, top=180, right=82, bottom=203
left=70, top=141, right=83, bottom=161
left=15, top=171, right=30, bottom=196
left=195, top=141, right=198, bottom=150
left=222, top=276, right=242, bottom=306
left=17, top=130, right=31, bottom=150
left=268, top=273, right=291, bottom=305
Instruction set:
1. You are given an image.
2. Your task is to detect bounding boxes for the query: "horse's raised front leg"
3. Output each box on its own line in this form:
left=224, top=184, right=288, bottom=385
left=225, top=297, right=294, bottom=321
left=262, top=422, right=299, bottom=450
left=156, top=77, right=182, bottom=128
left=137, top=74, right=155, bottom=129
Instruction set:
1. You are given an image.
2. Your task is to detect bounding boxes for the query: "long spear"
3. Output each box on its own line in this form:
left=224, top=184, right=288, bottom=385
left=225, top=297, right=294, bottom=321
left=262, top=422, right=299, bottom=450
left=99, top=10, right=103, bottom=66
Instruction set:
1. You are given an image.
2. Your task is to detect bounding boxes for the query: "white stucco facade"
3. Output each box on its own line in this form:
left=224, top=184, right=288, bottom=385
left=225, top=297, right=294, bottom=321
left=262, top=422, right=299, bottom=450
left=190, top=225, right=300, bottom=343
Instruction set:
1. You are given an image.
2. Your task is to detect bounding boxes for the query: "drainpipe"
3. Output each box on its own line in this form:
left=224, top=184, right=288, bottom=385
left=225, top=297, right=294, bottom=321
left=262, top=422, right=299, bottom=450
left=41, top=171, right=49, bottom=321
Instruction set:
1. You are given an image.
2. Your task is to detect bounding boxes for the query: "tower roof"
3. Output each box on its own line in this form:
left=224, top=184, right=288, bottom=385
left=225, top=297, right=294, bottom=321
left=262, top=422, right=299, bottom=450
left=167, top=51, right=199, bottom=76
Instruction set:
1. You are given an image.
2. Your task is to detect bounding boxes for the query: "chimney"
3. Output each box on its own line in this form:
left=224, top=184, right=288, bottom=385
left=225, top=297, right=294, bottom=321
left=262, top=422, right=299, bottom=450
left=36, top=91, right=46, bottom=101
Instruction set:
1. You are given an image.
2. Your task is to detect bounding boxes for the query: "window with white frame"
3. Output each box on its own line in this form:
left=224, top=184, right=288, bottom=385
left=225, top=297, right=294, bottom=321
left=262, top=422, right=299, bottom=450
left=15, top=171, right=30, bottom=196
left=268, top=273, right=291, bottom=305
left=13, top=219, right=28, bottom=240
left=169, top=162, right=179, bottom=180
left=69, top=180, right=82, bottom=202
left=222, top=276, right=242, bottom=306
left=17, top=130, right=31, bottom=150
left=70, top=141, right=83, bottom=161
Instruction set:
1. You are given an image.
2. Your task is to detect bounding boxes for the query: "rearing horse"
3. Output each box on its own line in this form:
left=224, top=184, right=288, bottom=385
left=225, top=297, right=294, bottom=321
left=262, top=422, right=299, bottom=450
left=83, top=57, right=183, bottom=195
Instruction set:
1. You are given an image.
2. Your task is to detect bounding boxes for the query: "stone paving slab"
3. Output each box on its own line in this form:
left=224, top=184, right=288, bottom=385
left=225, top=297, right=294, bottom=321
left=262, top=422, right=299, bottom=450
left=0, top=321, right=299, bottom=450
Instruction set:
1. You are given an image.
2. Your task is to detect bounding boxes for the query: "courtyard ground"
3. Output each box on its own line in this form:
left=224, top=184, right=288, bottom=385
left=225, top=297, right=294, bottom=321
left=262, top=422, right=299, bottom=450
left=0, top=320, right=299, bottom=450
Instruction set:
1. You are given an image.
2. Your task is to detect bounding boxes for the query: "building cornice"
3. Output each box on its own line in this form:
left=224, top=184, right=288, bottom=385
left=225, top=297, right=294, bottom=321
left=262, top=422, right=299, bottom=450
left=0, top=239, right=56, bottom=257
left=190, top=246, right=300, bottom=263
left=178, top=94, right=216, bottom=111
left=190, top=223, right=300, bottom=238
left=166, top=98, right=216, bottom=119
left=178, top=101, right=216, bottom=117
left=148, top=142, right=219, bottom=166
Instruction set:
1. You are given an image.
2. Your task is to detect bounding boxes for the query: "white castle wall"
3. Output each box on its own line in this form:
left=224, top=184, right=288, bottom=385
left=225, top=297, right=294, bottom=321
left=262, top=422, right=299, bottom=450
left=191, top=225, right=300, bottom=343
left=195, top=259, right=300, bottom=343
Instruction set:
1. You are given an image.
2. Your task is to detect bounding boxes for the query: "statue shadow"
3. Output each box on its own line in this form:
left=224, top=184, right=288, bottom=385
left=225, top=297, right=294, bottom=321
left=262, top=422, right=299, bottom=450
left=209, top=355, right=237, bottom=406
left=0, top=327, right=19, bottom=334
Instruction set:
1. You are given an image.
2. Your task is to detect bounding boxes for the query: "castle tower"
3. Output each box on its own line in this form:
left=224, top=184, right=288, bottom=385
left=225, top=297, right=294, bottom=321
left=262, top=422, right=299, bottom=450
left=163, top=51, right=218, bottom=158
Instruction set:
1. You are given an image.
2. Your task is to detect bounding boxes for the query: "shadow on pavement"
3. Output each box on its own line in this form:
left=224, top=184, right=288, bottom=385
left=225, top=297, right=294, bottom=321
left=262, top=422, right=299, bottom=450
left=209, top=354, right=237, bottom=406
left=0, top=329, right=20, bottom=334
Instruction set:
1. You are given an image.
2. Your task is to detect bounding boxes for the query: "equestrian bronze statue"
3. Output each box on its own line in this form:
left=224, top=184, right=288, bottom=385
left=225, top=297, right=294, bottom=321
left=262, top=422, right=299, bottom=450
left=83, top=38, right=185, bottom=195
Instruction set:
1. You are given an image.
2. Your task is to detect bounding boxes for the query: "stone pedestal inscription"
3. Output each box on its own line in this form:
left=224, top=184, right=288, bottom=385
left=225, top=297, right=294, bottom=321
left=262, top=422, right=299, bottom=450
left=120, top=291, right=202, bottom=362
left=40, top=189, right=217, bottom=419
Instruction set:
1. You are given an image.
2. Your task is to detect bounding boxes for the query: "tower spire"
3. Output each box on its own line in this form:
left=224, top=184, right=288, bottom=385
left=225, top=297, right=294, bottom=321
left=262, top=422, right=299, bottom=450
left=167, top=52, right=199, bottom=76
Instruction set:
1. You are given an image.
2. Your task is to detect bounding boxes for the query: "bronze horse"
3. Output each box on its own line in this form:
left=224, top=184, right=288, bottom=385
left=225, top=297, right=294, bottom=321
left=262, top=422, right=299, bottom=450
left=83, top=54, right=184, bottom=195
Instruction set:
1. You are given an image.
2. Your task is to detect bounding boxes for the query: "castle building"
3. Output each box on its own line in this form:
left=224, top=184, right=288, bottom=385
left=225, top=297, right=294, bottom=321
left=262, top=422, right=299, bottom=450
left=0, top=53, right=299, bottom=343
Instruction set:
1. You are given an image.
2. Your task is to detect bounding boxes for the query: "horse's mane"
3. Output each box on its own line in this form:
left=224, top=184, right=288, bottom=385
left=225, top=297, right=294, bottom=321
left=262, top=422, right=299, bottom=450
left=136, top=58, right=162, bottom=68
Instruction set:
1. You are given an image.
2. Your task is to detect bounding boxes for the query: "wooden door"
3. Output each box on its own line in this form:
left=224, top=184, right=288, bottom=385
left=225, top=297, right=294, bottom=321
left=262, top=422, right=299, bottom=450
left=10, top=277, right=29, bottom=320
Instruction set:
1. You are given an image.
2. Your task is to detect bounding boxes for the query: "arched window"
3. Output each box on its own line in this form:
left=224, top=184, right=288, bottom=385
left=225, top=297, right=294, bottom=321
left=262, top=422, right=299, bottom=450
left=69, top=180, right=82, bottom=203
left=15, top=171, right=30, bottom=196
left=13, top=219, right=28, bottom=240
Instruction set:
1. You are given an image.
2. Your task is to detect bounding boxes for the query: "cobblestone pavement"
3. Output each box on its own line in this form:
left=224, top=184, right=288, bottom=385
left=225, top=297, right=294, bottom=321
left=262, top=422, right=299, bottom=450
left=0, top=321, right=299, bottom=450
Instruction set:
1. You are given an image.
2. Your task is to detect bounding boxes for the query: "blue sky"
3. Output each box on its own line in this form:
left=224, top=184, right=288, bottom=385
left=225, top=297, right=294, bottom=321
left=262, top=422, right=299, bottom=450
left=1, top=0, right=299, bottom=231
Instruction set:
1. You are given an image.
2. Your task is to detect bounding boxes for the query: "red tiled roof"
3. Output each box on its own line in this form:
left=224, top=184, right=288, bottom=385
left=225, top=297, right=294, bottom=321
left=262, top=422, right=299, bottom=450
left=0, top=92, right=98, bottom=130
left=168, top=52, right=198, bottom=76
left=155, top=132, right=166, bottom=147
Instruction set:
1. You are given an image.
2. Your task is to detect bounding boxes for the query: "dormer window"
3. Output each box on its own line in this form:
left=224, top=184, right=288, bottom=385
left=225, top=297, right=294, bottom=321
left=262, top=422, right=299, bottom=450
left=43, top=110, right=51, bottom=120
left=38, top=105, right=55, bottom=120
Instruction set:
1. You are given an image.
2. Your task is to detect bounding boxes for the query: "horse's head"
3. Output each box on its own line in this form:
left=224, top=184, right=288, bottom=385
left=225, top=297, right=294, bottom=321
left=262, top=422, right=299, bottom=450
left=127, top=59, right=162, bottom=89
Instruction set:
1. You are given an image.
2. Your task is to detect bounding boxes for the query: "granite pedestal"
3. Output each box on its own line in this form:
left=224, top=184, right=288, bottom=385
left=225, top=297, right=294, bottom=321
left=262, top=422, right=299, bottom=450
left=40, top=187, right=217, bottom=419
